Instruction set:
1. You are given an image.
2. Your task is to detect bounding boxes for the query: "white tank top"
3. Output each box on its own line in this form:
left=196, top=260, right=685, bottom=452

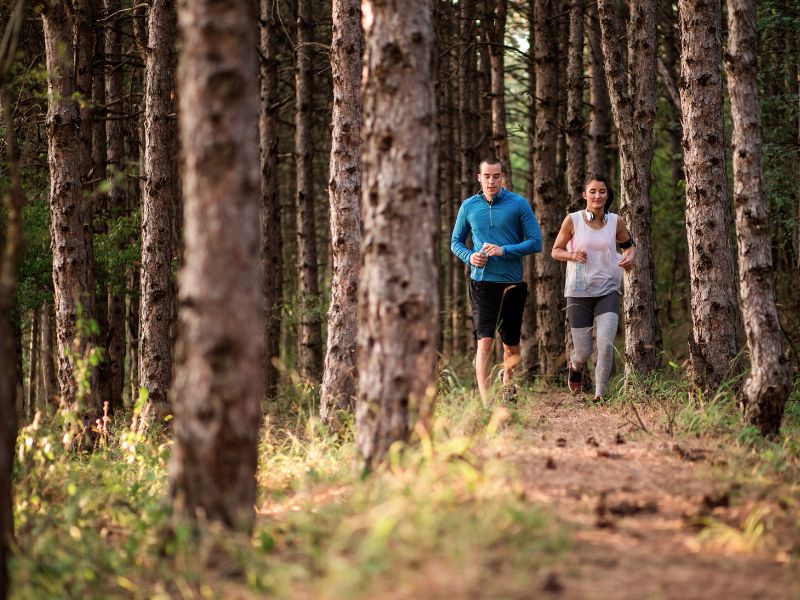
left=564, top=211, right=623, bottom=297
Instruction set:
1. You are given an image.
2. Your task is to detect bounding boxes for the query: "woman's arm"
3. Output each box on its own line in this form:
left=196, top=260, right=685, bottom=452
left=551, top=214, right=585, bottom=262
left=615, top=216, right=636, bottom=270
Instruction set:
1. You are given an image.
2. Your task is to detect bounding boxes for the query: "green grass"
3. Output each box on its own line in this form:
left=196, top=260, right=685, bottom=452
left=10, top=385, right=569, bottom=599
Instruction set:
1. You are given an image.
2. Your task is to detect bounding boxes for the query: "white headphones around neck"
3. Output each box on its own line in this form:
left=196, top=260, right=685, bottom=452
left=586, top=210, right=608, bottom=223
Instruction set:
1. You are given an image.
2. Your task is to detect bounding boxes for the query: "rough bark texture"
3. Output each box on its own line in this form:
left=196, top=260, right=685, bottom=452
left=320, top=0, right=362, bottom=423
left=678, top=0, right=743, bottom=394
left=726, top=0, right=791, bottom=434
left=520, top=0, right=538, bottom=379
left=598, top=0, right=662, bottom=378
left=357, top=0, right=439, bottom=467
left=104, top=0, right=126, bottom=414
left=259, top=0, right=283, bottom=401
left=170, top=0, right=263, bottom=531
left=1, top=74, right=24, bottom=600
left=483, top=0, right=512, bottom=187
left=294, top=0, right=323, bottom=383
left=586, top=2, right=609, bottom=177
left=40, top=303, right=57, bottom=410
left=566, top=0, right=585, bottom=209
left=453, top=0, right=474, bottom=358
left=139, top=0, right=177, bottom=425
left=43, top=5, right=97, bottom=411
left=533, top=0, right=564, bottom=378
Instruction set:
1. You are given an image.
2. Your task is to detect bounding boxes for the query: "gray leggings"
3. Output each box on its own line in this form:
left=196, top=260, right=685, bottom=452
left=566, top=293, right=619, bottom=397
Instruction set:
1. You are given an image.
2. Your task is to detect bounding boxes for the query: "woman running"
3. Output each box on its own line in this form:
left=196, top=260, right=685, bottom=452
left=551, top=175, right=636, bottom=401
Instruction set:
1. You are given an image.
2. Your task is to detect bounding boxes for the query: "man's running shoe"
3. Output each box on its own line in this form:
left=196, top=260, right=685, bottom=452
left=568, top=361, right=583, bottom=394
left=503, top=384, right=518, bottom=404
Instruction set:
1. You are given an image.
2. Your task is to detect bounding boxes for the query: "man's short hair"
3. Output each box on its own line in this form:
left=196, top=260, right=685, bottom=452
left=478, top=157, right=505, bottom=173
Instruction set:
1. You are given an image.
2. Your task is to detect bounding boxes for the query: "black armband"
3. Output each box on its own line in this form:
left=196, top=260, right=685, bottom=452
left=619, top=238, right=636, bottom=249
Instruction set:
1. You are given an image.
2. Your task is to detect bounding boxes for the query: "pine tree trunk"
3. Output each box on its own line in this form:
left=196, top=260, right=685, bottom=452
left=42, top=4, right=97, bottom=412
left=533, top=0, right=564, bottom=378
left=127, top=267, right=140, bottom=406
left=679, top=0, right=743, bottom=393
left=294, top=0, right=323, bottom=383
left=520, top=0, right=538, bottom=380
left=139, top=0, right=177, bottom=425
left=40, top=302, right=56, bottom=410
left=169, top=0, right=263, bottom=531
left=566, top=0, right=585, bottom=209
left=103, top=0, right=126, bottom=414
left=357, top=0, right=438, bottom=467
left=454, top=0, right=475, bottom=358
left=586, top=2, right=609, bottom=177
left=320, top=0, right=362, bottom=423
left=27, top=307, right=40, bottom=419
left=598, top=0, right=662, bottom=378
left=0, top=68, right=24, bottom=598
left=484, top=0, right=512, bottom=187
left=259, top=0, right=283, bottom=401
left=726, top=0, right=791, bottom=434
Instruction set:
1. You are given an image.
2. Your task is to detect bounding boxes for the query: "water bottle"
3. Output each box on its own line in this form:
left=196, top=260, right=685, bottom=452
left=474, top=250, right=488, bottom=281
left=575, top=257, right=587, bottom=291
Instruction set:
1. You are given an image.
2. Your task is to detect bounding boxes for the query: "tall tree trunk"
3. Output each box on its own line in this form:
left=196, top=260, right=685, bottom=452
left=678, top=0, right=742, bottom=393
left=40, top=302, right=56, bottom=411
left=139, top=0, right=178, bottom=425
left=42, top=4, right=97, bottom=412
left=1, top=29, right=24, bottom=589
left=357, top=0, right=438, bottom=467
left=566, top=0, right=585, bottom=209
left=27, top=307, right=40, bottom=419
left=259, top=0, right=283, bottom=401
left=533, top=0, right=564, bottom=378
left=520, top=0, right=538, bottom=379
left=320, top=0, right=362, bottom=423
left=726, top=0, right=791, bottom=434
left=453, top=0, right=475, bottom=358
left=127, top=267, right=140, bottom=406
left=586, top=2, right=609, bottom=177
left=294, top=0, right=323, bottom=383
left=598, top=0, right=662, bottom=378
left=104, top=0, right=126, bottom=414
left=483, top=0, right=512, bottom=187
left=170, top=0, right=263, bottom=531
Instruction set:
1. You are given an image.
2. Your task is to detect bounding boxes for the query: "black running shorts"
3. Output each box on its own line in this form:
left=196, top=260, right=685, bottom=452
left=469, top=280, right=528, bottom=346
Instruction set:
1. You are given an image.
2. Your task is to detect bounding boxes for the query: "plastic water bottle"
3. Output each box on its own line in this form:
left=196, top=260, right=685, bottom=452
left=474, top=250, right=488, bottom=281
left=575, top=258, right=587, bottom=291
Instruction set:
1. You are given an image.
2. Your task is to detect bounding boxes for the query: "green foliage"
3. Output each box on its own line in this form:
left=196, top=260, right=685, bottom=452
left=11, top=385, right=569, bottom=599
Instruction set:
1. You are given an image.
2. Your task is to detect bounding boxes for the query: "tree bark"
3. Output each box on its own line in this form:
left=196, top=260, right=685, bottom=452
left=259, top=0, right=283, bottom=401
left=320, top=0, right=362, bottom=423
left=294, top=0, right=323, bottom=383
left=520, top=0, right=538, bottom=379
left=726, top=0, right=791, bottom=434
left=1, top=40, right=24, bottom=594
left=598, top=0, right=662, bottom=378
left=454, top=0, right=475, bottom=358
left=483, top=0, right=512, bottom=187
left=42, top=4, right=97, bottom=412
left=169, top=0, right=263, bottom=531
left=678, top=0, right=743, bottom=393
left=139, top=0, right=178, bottom=425
left=586, top=2, right=609, bottom=177
left=40, top=302, right=57, bottom=411
left=357, top=0, right=438, bottom=467
left=533, top=0, right=564, bottom=378
left=27, top=307, right=40, bottom=419
left=103, top=0, right=126, bottom=415
left=566, top=0, right=585, bottom=210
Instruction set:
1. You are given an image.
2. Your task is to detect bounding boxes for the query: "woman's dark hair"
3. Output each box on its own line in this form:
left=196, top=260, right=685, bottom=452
left=583, top=174, right=615, bottom=214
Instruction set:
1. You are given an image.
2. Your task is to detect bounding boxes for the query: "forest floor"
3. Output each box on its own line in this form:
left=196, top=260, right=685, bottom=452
left=10, top=379, right=800, bottom=599
left=503, top=390, right=800, bottom=600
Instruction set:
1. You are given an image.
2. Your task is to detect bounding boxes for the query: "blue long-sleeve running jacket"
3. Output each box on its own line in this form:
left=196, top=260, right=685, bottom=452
left=450, top=188, right=542, bottom=283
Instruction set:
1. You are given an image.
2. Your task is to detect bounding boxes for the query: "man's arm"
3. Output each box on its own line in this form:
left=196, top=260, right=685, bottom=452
left=450, top=202, right=475, bottom=264
left=502, top=200, right=542, bottom=257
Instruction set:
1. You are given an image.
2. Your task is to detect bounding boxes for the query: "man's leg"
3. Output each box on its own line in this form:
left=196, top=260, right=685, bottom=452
left=502, top=344, right=520, bottom=385
left=476, top=336, right=495, bottom=402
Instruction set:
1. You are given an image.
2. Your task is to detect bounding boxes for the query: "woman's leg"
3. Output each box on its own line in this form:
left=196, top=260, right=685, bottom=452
left=592, top=293, right=620, bottom=398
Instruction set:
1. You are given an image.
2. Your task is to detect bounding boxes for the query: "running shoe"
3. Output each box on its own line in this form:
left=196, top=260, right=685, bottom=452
left=568, top=361, right=583, bottom=394
left=503, top=384, right=518, bottom=404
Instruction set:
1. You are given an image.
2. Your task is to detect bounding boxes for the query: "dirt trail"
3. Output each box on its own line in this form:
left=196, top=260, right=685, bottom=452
left=506, top=391, right=799, bottom=600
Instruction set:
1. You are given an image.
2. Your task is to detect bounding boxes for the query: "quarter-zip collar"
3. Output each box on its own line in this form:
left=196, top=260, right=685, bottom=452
left=481, top=187, right=507, bottom=227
